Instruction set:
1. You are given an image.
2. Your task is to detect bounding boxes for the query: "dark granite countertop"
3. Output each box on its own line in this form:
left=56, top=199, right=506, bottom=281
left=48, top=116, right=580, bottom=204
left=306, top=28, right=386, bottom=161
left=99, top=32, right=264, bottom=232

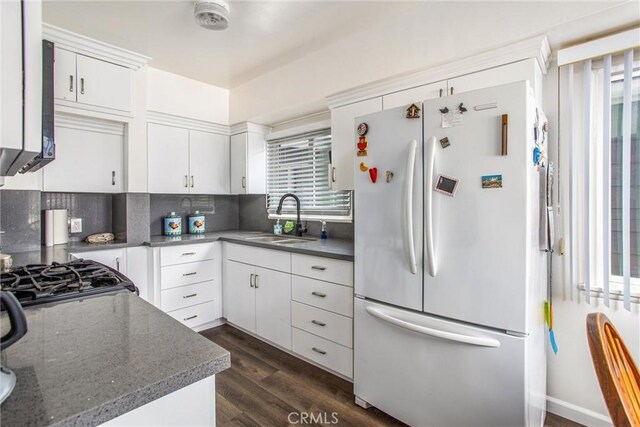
left=0, top=291, right=230, bottom=427
left=7, top=230, right=354, bottom=264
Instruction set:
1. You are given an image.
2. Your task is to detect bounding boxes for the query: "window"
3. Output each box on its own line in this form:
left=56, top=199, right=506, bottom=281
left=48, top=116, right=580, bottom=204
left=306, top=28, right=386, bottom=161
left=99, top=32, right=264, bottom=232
left=266, top=129, right=352, bottom=222
left=560, top=37, right=639, bottom=309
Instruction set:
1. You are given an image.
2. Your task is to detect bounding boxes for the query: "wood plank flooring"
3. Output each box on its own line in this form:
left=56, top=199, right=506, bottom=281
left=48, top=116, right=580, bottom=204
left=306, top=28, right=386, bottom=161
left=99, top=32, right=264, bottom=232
left=201, top=324, right=583, bottom=427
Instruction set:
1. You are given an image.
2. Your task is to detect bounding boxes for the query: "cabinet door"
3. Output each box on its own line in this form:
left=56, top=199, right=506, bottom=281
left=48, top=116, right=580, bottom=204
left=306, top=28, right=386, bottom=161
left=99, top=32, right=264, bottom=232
left=43, top=126, right=123, bottom=193
left=71, top=249, right=126, bottom=274
left=76, top=54, right=132, bottom=113
left=246, top=132, right=266, bottom=194
left=224, top=261, right=256, bottom=333
left=148, top=123, right=190, bottom=194
left=189, top=130, right=230, bottom=194
left=447, top=59, right=538, bottom=96
left=230, top=133, right=247, bottom=194
left=382, top=80, right=446, bottom=110
left=330, top=97, right=382, bottom=191
left=255, top=266, right=292, bottom=350
left=54, top=48, right=76, bottom=102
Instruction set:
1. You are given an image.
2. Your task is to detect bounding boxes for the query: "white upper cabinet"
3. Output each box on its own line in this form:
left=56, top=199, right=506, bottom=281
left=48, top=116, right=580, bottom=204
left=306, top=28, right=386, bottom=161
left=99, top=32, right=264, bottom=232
left=53, top=47, right=133, bottom=114
left=330, top=97, right=382, bottom=191
left=148, top=123, right=190, bottom=194
left=76, top=54, right=132, bottom=113
left=43, top=124, right=124, bottom=193
left=53, top=47, right=76, bottom=102
left=189, top=130, right=230, bottom=195
left=230, top=131, right=266, bottom=194
left=383, top=80, right=447, bottom=110
left=148, top=123, right=230, bottom=194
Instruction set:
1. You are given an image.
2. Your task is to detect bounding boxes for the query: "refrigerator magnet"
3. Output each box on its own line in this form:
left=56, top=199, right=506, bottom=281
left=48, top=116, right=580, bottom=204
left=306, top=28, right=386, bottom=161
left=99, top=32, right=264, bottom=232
left=406, top=103, right=421, bottom=119
left=439, top=137, right=451, bottom=149
left=359, top=162, right=369, bottom=172
left=385, top=170, right=394, bottom=183
left=357, top=122, right=368, bottom=136
left=481, top=174, right=503, bottom=189
left=369, top=167, right=378, bottom=183
left=434, top=174, right=459, bottom=196
left=356, top=136, right=368, bottom=157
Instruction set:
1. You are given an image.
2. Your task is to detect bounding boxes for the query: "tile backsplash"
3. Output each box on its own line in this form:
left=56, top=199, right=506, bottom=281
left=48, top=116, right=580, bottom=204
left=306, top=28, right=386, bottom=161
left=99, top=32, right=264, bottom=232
left=0, top=190, right=41, bottom=253
left=42, top=192, right=113, bottom=242
left=149, top=194, right=239, bottom=236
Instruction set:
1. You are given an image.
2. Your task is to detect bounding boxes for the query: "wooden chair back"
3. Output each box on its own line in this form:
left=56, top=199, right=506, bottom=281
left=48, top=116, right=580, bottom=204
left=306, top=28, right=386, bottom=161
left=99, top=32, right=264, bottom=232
left=586, top=312, right=640, bottom=426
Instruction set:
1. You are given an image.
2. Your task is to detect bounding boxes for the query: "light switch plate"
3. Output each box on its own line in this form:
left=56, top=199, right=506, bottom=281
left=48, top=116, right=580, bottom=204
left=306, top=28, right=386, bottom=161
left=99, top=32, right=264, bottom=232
left=70, top=218, right=82, bottom=233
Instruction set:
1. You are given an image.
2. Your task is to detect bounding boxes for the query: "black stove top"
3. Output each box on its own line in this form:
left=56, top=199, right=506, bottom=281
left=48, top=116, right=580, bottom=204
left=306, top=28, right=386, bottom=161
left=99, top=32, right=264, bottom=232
left=0, top=259, right=138, bottom=308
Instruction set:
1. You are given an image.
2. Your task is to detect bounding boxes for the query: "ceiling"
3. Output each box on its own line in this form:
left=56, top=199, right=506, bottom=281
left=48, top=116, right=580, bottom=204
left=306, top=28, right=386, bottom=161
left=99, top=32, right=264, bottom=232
left=42, top=0, right=418, bottom=88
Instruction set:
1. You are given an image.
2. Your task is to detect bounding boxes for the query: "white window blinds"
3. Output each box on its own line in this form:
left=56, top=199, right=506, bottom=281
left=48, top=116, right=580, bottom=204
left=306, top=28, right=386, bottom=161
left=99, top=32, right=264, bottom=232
left=560, top=34, right=639, bottom=310
left=266, top=129, right=352, bottom=220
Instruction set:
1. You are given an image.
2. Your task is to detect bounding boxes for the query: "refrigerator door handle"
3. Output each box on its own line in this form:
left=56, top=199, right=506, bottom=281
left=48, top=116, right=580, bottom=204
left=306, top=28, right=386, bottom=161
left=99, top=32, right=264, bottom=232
left=366, top=306, right=501, bottom=348
left=403, top=140, right=418, bottom=275
left=425, top=136, right=437, bottom=277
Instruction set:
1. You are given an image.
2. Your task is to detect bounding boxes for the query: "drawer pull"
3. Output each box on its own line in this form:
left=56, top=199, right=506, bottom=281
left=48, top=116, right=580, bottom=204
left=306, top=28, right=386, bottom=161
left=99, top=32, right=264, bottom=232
left=312, top=347, right=327, bottom=355
left=311, top=320, right=326, bottom=327
left=182, top=252, right=196, bottom=256
left=182, top=272, right=197, bottom=277
left=182, top=293, right=197, bottom=299
left=311, top=291, right=327, bottom=298
left=184, top=315, right=198, bottom=321
left=311, top=266, right=327, bottom=271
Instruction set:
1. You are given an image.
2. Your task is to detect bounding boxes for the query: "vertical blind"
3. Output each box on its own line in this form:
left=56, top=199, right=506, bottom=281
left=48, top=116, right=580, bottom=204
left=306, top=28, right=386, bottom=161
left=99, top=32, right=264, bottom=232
left=561, top=44, right=639, bottom=310
left=266, top=129, right=351, bottom=218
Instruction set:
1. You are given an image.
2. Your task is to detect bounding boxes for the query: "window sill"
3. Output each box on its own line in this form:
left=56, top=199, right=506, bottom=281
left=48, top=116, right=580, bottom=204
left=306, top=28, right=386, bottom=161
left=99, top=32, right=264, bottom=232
left=267, top=213, right=352, bottom=224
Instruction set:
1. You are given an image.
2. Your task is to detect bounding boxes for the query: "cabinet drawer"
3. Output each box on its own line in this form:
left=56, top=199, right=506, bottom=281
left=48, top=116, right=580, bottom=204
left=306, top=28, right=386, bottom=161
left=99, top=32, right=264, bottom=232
left=225, top=243, right=290, bottom=273
left=161, top=261, right=216, bottom=290
left=161, top=280, right=215, bottom=312
left=161, top=243, right=215, bottom=267
left=291, top=254, right=353, bottom=286
left=292, top=328, right=352, bottom=378
left=292, top=302, right=352, bottom=348
left=292, top=275, right=353, bottom=317
left=167, top=301, right=217, bottom=329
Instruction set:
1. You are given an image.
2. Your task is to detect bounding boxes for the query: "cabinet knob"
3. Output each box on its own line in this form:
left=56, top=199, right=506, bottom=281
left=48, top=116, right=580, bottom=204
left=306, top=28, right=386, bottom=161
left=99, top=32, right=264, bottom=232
left=311, top=265, right=326, bottom=271
left=450, top=87, right=454, bottom=95
left=312, top=347, right=327, bottom=355
left=439, top=88, right=443, bottom=97
left=311, top=320, right=326, bottom=327
left=69, top=75, right=74, bottom=92
left=250, top=273, right=254, bottom=287
left=80, top=77, right=85, bottom=94
left=242, top=176, right=246, bottom=189
left=184, top=175, right=188, bottom=188
left=311, top=291, right=327, bottom=298
left=112, top=171, right=116, bottom=186
left=190, top=175, right=194, bottom=188
left=184, top=315, right=198, bottom=321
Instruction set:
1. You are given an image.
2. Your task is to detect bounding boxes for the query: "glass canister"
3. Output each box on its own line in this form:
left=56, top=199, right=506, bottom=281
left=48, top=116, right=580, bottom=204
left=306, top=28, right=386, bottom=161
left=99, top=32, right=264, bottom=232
left=164, top=212, right=182, bottom=236
left=188, top=211, right=206, bottom=234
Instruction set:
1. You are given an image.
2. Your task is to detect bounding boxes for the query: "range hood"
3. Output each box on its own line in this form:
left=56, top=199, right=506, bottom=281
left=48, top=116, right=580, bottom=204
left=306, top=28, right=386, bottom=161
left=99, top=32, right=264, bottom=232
left=0, top=0, right=49, bottom=177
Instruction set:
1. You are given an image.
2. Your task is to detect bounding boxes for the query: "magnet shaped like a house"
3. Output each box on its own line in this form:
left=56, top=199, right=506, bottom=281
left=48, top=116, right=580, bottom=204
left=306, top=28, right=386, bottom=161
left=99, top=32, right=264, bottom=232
left=406, top=103, right=421, bottom=119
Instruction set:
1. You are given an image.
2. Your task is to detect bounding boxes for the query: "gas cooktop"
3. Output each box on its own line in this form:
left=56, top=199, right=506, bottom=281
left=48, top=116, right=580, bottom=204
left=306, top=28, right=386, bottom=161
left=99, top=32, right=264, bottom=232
left=0, top=259, right=138, bottom=308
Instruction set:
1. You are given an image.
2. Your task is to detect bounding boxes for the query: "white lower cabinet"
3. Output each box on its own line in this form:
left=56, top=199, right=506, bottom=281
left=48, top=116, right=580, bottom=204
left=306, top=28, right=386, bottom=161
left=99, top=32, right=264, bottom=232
left=70, top=248, right=127, bottom=274
left=225, top=258, right=292, bottom=350
left=224, top=243, right=354, bottom=378
left=156, top=242, right=222, bottom=331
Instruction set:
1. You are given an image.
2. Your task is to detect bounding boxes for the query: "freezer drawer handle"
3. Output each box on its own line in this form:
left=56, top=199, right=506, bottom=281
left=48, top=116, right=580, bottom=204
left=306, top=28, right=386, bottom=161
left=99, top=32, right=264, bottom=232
left=311, top=320, right=326, bottom=327
left=365, top=306, right=501, bottom=348
left=402, top=140, right=418, bottom=275
left=311, top=292, right=327, bottom=298
left=311, top=266, right=326, bottom=271
left=312, top=347, right=327, bottom=355
left=425, top=136, right=438, bottom=277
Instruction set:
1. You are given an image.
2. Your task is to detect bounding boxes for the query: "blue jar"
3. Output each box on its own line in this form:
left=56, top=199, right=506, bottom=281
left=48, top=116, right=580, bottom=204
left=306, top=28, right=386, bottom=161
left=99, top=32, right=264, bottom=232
left=188, top=211, right=205, bottom=234
left=164, top=212, right=182, bottom=236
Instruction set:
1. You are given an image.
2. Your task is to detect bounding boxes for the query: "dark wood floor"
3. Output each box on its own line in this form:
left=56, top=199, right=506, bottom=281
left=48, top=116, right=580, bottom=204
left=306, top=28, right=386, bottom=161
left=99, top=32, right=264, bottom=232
left=201, top=324, right=583, bottom=427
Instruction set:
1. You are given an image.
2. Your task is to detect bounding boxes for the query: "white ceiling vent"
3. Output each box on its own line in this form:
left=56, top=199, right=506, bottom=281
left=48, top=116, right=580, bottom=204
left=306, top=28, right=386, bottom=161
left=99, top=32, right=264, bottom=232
left=194, top=0, right=230, bottom=31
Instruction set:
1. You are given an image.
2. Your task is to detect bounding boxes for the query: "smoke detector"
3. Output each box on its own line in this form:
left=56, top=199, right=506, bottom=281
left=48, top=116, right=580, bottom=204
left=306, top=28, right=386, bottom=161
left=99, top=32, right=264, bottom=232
left=194, top=0, right=230, bottom=31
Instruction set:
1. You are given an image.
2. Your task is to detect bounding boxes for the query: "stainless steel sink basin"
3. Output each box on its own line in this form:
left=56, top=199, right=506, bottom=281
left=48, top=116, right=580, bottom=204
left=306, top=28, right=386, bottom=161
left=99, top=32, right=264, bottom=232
left=242, top=234, right=317, bottom=244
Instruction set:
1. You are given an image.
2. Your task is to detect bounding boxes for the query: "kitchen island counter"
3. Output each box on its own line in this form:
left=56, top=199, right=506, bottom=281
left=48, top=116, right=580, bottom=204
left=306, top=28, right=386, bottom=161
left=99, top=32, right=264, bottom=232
left=0, top=291, right=230, bottom=426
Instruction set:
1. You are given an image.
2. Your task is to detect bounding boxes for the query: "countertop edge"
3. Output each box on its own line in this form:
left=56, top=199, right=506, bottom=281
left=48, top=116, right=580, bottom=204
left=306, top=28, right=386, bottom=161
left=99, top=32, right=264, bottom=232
left=218, top=237, right=354, bottom=261
left=53, top=353, right=231, bottom=427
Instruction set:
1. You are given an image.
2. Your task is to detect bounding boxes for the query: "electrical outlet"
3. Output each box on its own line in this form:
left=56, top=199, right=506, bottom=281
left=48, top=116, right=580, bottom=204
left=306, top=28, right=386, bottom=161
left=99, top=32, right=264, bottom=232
left=70, top=218, right=82, bottom=233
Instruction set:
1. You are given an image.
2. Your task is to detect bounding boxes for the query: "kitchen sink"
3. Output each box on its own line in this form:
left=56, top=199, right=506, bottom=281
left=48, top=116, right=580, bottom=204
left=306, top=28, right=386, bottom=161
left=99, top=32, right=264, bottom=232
left=242, top=235, right=317, bottom=244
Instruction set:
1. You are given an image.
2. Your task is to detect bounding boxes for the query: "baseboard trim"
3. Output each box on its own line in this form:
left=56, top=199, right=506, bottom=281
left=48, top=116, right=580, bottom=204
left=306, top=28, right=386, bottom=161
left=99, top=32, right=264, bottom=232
left=546, top=396, right=612, bottom=426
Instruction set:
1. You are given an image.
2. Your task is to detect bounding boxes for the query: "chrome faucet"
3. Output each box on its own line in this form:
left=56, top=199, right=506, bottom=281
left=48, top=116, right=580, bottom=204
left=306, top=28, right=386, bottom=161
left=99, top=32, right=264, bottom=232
left=276, top=193, right=307, bottom=237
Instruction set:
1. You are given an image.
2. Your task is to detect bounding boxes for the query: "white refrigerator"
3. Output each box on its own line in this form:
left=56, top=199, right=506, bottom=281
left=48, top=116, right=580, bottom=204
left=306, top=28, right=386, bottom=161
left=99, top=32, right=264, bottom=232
left=354, top=81, right=547, bottom=427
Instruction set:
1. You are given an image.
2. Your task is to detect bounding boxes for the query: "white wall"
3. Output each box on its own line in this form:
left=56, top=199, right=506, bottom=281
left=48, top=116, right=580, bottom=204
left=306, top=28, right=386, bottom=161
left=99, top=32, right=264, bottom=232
left=147, top=67, right=229, bottom=125
left=229, top=2, right=639, bottom=125
left=544, top=60, right=640, bottom=426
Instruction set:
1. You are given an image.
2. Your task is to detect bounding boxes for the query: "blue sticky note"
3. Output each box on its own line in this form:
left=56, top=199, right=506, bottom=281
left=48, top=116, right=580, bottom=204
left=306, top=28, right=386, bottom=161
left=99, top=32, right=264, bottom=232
left=549, top=329, right=558, bottom=354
